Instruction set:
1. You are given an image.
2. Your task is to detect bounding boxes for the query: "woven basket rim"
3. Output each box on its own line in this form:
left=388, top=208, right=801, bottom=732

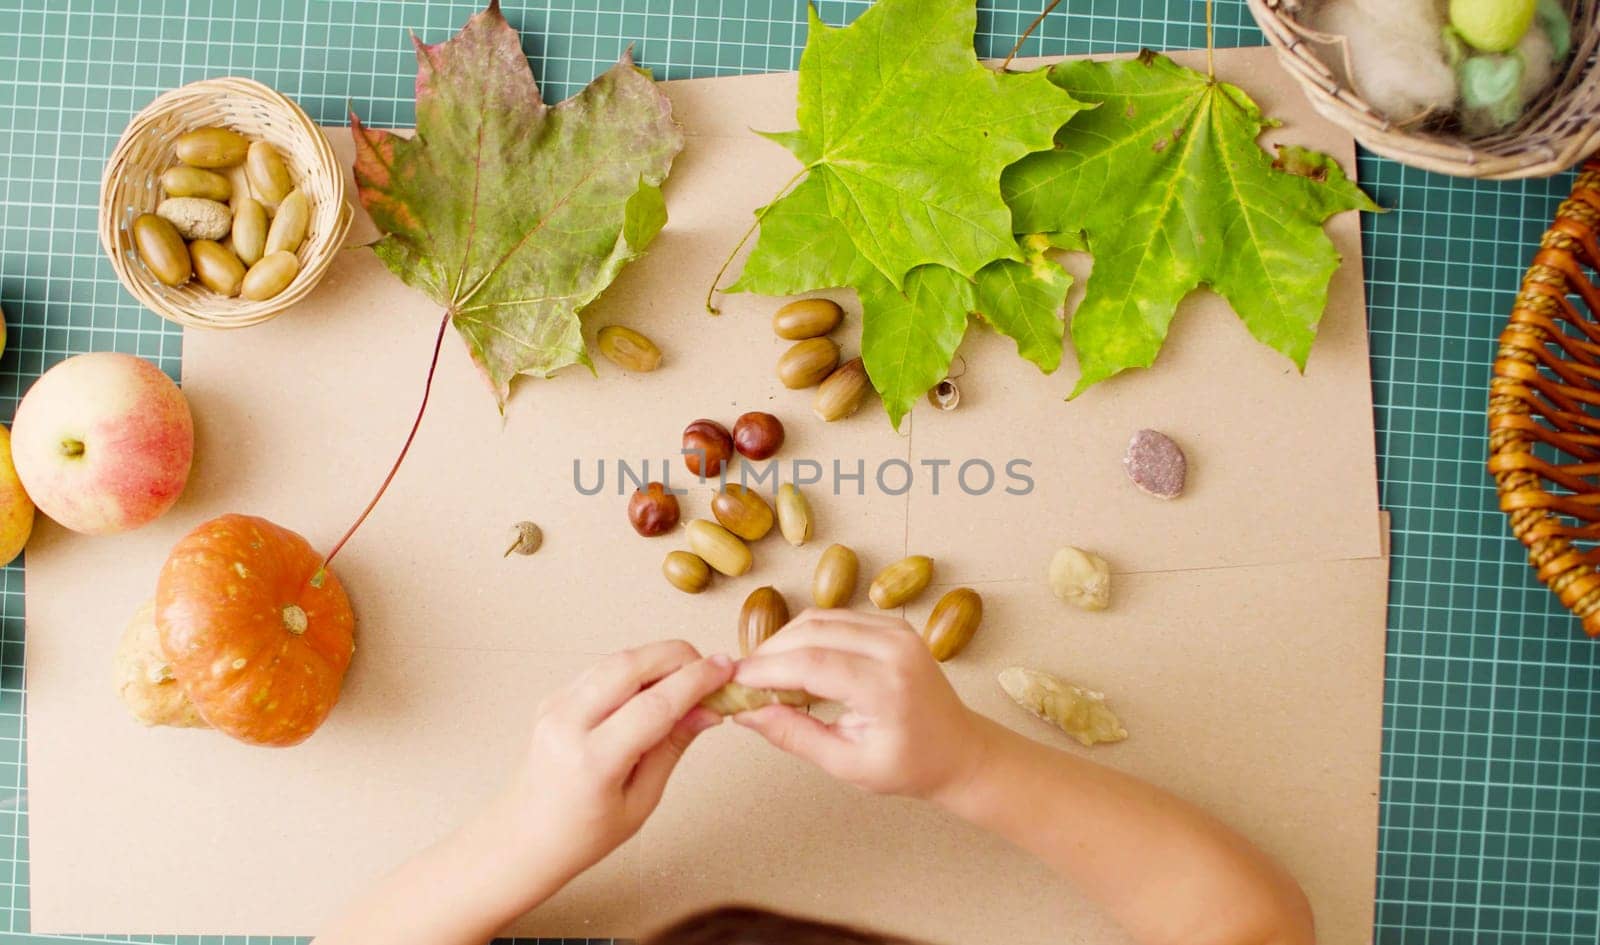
left=99, top=76, right=352, bottom=329
left=1488, top=159, right=1600, bottom=636
left=1246, top=0, right=1600, bottom=180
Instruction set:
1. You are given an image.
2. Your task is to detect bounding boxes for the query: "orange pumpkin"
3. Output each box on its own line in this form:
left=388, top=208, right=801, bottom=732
left=156, top=513, right=355, bottom=747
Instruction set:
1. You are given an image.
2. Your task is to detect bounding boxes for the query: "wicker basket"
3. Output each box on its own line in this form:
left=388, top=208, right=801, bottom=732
left=99, top=77, right=351, bottom=329
left=1489, top=159, right=1600, bottom=635
left=1247, top=0, right=1600, bottom=179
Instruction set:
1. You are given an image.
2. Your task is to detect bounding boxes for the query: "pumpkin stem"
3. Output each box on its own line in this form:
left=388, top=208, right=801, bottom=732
left=321, top=309, right=453, bottom=569
left=281, top=604, right=309, bottom=635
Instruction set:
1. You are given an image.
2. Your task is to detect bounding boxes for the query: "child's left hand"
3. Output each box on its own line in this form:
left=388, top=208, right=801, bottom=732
left=487, top=640, right=735, bottom=891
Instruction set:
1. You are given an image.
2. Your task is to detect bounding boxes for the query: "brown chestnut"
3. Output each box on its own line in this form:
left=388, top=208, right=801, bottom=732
left=682, top=419, right=734, bottom=477
left=628, top=482, right=681, bottom=536
left=733, top=411, right=785, bottom=460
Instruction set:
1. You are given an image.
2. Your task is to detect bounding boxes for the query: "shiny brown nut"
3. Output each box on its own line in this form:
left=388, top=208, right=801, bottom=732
left=738, top=585, right=791, bottom=656
left=773, top=297, right=844, bottom=339
left=597, top=325, right=662, bottom=373
left=776, top=337, right=840, bottom=389
left=628, top=482, right=681, bottom=537
left=869, top=555, right=934, bottom=609
left=733, top=411, right=785, bottom=460
left=189, top=239, right=246, bottom=297
left=662, top=550, right=712, bottom=594
left=712, top=483, right=774, bottom=541
left=160, top=165, right=232, bottom=201
left=682, top=418, right=734, bottom=478
left=776, top=483, right=812, bottom=546
left=812, top=543, right=859, bottom=609
left=246, top=140, right=294, bottom=206
left=700, top=682, right=815, bottom=715
left=923, top=587, right=983, bottom=661
left=813, top=357, right=870, bottom=422
left=174, top=126, right=249, bottom=167
left=231, top=197, right=268, bottom=265
left=240, top=250, right=299, bottom=301
left=686, top=519, right=752, bottom=577
left=132, top=213, right=191, bottom=286
left=265, top=189, right=310, bottom=256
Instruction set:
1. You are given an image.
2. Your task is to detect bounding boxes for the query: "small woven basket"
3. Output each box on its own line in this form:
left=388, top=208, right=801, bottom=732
left=1247, top=0, right=1600, bottom=179
left=99, top=77, right=351, bottom=329
left=1489, top=159, right=1600, bottom=635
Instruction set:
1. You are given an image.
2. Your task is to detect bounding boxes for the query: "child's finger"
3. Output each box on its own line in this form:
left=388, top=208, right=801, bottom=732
left=596, top=655, right=734, bottom=764
left=625, top=708, right=721, bottom=804
left=562, top=640, right=704, bottom=726
left=734, top=704, right=854, bottom=774
left=733, top=646, right=883, bottom=706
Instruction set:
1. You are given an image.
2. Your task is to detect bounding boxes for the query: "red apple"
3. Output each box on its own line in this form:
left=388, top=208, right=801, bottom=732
left=11, top=352, right=194, bottom=535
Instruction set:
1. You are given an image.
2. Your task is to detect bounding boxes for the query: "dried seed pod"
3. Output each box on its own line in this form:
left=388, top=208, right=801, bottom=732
left=231, top=197, right=268, bottom=265
left=813, top=357, right=870, bottom=422
left=503, top=521, right=543, bottom=557
left=189, top=239, right=246, bottom=297
left=700, top=682, right=815, bottom=716
left=923, top=587, right=983, bottom=661
left=928, top=378, right=960, bottom=410
left=1048, top=547, right=1111, bottom=610
left=682, top=418, right=734, bottom=478
left=738, top=585, right=791, bottom=656
left=997, top=667, right=1128, bottom=747
left=869, top=555, right=934, bottom=609
left=686, top=519, right=752, bottom=577
left=776, top=483, right=813, bottom=546
left=712, top=483, right=774, bottom=541
left=132, top=213, right=192, bottom=286
left=772, top=297, right=843, bottom=339
left=597, top=324, right=662, bottom=372
left=174, top=126, right=249, bottom=168
left=812, top=543, right=859, bottom=608
left=733, top=411, right=785, bottom=460
left=156, top=196, right=232, bottom=241
left=265, top=189, right=310, bottom=256
left=1123, top=429, right=1186, bottom=499
left=662, top=550, right=712, bottom=594
left=628, top=482, right=681, bottom=537
left=246, top=140, right=294, bottom=206
left=776, top=337, right=840, bottom=389
left=160, top=165, right=232, bottom=201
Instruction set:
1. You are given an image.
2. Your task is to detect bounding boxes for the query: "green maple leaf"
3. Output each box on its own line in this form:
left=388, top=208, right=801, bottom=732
left=351, top=1, right=683, bottom=407
left=734, top=175, right=1071, bottom=429
left=1003, top=51, right=1378, bottom=397
left=760, top=0, right=1086, bottom=288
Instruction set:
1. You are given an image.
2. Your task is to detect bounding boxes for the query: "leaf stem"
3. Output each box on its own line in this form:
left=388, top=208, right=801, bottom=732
left=1205, top=0, right=1215, bottom=80
left=1001, top=0, right=1063, bottom=72
left=322, top=309, right=453, bottom=567
left=703, top=166, right=808, bottom=314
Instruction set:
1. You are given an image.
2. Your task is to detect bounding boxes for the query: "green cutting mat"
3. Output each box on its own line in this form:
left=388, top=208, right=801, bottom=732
left=0, top=1, right=1596, bottom=942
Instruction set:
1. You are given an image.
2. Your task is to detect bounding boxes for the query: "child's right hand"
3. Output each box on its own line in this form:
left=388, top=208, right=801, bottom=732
left=730, top=608, right=991, bottom=802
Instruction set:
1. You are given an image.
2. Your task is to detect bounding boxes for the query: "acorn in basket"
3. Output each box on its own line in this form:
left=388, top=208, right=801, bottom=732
left=135, top=126, right=309, bottom=301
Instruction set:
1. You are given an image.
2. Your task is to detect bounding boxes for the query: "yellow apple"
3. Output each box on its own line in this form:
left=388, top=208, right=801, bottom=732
left=0, top=424, right=35, bottom=565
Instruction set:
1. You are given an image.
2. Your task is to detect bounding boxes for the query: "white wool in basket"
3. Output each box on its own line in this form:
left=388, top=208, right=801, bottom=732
left=1309, top=0, right=1458, bottom=121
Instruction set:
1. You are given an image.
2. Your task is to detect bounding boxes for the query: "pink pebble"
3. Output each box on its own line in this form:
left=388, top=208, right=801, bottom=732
left=1123, top=429, right=1186, bottom=499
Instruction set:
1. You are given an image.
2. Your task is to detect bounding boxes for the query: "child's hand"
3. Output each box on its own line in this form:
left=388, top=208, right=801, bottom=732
left=729, top=609, right=989, bottom=801
left=497, top=640, right=735, bottom=883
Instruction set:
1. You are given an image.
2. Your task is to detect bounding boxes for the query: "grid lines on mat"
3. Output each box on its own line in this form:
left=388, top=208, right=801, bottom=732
left=0, top=1, right=1596, bottom=943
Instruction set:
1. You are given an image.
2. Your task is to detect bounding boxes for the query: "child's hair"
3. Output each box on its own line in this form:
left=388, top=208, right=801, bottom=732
left=642, top=906, right=920, bottom=945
